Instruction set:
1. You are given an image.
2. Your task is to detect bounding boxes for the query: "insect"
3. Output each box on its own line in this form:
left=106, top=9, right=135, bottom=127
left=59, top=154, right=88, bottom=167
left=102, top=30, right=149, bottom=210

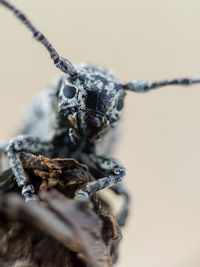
left=1, top=0, right=200, bottom=227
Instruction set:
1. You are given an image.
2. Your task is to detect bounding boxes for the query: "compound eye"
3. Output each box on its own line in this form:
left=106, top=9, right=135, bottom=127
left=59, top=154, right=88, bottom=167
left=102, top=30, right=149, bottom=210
left=116, top=98, right=124, bottom=111
left=63, top=85, right=76, bottom=99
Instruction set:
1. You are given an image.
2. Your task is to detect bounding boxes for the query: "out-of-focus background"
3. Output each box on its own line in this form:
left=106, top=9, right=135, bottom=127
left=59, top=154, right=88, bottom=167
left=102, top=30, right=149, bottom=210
left=1, top=0, right=200, bottom=266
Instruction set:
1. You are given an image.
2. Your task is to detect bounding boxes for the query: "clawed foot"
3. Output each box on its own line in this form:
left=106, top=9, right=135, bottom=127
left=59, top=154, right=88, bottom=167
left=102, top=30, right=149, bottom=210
left=74, top=189, right=93, bottom=209
left=24, top=193, right=39, bottom=202
left=22, top=184, right=39, bottom=202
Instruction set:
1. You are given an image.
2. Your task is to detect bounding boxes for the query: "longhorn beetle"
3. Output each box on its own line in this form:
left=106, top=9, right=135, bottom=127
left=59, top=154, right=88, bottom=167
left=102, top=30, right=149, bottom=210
left=0, top=0, right=200, bottom=227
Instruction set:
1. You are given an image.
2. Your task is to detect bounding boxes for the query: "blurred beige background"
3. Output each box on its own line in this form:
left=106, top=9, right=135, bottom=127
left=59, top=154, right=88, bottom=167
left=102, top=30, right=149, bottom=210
left=1, top=0, right=200, bottom=266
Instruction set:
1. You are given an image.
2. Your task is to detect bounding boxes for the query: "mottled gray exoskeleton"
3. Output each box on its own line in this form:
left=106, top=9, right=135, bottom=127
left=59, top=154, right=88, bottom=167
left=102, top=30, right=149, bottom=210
left=1, top=0, right=200, bottom=227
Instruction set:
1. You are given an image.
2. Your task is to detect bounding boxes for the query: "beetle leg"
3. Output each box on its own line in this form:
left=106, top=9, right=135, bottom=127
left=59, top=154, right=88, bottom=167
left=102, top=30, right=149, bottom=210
left=75, top=154, right=129, bottom=226
left=7, top=135, right=53, bottom=201
left=110, top=183, right=130, bottom=227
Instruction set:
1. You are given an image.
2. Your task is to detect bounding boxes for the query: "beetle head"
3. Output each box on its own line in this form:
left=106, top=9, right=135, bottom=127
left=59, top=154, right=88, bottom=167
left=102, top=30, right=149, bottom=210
left=57, top=63, right=125, bottom=142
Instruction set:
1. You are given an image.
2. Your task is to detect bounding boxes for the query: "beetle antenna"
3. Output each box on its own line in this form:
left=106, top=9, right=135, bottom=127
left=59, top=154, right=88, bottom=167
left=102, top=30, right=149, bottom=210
left=123, top=78, right=200, bottom=92
left=0, top=0, right=77, bottom=77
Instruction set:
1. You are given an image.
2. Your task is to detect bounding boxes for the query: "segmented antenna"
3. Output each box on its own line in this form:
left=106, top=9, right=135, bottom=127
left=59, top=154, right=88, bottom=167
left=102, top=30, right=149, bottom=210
left=0, top=0, right=77, bottom=77
left=123, top=78, right=200, bottom=92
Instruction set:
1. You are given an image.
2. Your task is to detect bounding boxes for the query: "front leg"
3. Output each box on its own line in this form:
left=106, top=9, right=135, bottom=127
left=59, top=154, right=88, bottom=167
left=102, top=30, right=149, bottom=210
left=7, top=135, right=53, bottom=201
left=77, top=154, right=125, bottom=194
left=75, top=154, right=128, bottom=226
